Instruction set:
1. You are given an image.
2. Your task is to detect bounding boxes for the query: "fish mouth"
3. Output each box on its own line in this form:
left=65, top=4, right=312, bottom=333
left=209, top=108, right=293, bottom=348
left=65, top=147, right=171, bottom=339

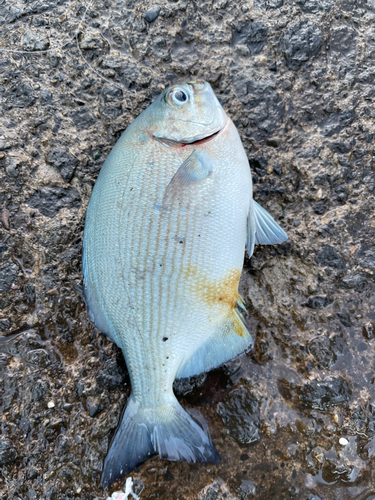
left=154, top=126, right=224, bottom=148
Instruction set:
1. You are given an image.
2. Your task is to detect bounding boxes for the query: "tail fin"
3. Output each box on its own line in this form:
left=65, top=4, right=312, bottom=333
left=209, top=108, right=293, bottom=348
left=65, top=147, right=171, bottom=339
left=101, top=397, right=153, bottom=489
left=101, top=395, right=220, bottom=489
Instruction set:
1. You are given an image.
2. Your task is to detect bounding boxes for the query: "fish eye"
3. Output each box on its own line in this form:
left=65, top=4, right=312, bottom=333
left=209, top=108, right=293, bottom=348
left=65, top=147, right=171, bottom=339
left=166, top=87, right=189, bottom=106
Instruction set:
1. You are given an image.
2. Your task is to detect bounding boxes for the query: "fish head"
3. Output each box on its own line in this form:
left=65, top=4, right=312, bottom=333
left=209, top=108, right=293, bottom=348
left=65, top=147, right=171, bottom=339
left=148, top=81, right=228, bottom=146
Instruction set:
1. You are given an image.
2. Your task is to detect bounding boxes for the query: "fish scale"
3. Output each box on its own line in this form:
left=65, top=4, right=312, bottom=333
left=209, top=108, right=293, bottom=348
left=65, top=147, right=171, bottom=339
left=83, top=81, right=287, bottom=488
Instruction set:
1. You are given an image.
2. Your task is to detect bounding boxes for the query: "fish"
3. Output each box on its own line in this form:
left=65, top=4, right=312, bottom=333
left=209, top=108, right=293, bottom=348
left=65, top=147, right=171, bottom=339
left=82, top=81, right=287, bottom=488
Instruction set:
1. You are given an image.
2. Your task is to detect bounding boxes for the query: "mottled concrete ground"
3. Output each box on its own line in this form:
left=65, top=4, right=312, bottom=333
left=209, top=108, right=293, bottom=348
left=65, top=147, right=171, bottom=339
left=1, top=0, right=375, bottom=499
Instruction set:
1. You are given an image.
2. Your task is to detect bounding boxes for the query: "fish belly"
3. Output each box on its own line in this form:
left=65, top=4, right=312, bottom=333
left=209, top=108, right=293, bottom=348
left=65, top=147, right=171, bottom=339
left=83, top=127, right=251, bottom=407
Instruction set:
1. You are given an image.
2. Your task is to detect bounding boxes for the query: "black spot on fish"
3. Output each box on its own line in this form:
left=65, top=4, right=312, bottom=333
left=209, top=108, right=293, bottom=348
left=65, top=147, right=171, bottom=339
left=163, top=337, right=168, bottom=342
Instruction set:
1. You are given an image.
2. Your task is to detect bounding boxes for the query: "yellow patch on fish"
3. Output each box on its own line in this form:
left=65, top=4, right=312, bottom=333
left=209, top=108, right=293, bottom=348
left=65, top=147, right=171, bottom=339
left=183, top=266, right=246, bottom=337
left=185, top=266, right=240, bottom=307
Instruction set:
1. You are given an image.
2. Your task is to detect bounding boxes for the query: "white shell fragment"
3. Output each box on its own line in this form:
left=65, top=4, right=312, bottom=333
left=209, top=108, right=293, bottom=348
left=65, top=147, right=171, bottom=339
left=107, top=477, right=140, bottom=500
left=339, top=437, right=349, bottom=446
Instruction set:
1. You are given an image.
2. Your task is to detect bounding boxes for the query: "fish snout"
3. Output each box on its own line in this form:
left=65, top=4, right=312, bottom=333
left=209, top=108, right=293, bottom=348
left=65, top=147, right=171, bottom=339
left=187, top=81, right=223, bottom=124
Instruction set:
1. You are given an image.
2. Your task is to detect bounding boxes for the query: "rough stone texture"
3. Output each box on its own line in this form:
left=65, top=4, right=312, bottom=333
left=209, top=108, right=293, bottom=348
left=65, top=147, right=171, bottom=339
left=0, top=437, right=18, bottom=465
left=46, top=148, right=79, bottom=183
left=22, top=29, right=50, bottom=52
left=217, top=386, right=261, bottom=445
left=196, top=478, right=240, bottom=500
left=282, top=20, right=323, bottom=70
left=27, top=186, right=81, bottom=218
left=0, top=0, right=375, bottom=499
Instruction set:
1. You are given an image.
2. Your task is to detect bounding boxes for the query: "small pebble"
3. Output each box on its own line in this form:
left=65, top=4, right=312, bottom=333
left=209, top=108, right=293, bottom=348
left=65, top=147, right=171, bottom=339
left=47, top=401, right=55, bottom=408
left=0, top=209, right=10, bottom=230
left=74, top=434, right=83, bottom=444
left=236, top=45, right=250, bottom=56
left=339, top=437, right=349, bottom=446
left=144, top=5, right=160, bottom=23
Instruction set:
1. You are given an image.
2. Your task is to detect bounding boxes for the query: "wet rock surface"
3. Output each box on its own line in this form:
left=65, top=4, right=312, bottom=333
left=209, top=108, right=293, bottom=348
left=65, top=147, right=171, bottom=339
left=217, top=386, right=260, bottom=445
left=0, top=0, right=375, bottom=499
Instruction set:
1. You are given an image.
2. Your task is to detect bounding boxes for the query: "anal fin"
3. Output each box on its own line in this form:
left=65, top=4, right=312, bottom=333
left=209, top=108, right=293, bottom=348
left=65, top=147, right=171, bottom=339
left=176, top=309, right=253, bottom=379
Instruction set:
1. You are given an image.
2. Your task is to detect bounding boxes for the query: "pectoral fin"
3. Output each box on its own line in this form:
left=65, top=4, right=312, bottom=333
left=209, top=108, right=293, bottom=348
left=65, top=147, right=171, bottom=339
left=247, top=200, right=288, bottom=257
left=162, top=150, right=213, bottom=206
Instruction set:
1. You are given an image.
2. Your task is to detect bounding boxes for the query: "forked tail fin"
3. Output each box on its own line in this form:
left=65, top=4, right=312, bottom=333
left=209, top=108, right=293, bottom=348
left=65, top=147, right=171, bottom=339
left=101, top=395, right=220, bottom=489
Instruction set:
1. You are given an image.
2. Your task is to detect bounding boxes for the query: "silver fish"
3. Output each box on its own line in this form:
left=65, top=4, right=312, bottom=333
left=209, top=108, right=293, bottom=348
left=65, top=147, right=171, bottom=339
left=82, top=81, right=287, bottom=488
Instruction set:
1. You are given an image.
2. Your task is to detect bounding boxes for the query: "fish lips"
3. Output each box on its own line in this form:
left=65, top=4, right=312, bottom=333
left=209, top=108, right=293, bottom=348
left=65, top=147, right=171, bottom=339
left=153, top=122, right=227, bottom=148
